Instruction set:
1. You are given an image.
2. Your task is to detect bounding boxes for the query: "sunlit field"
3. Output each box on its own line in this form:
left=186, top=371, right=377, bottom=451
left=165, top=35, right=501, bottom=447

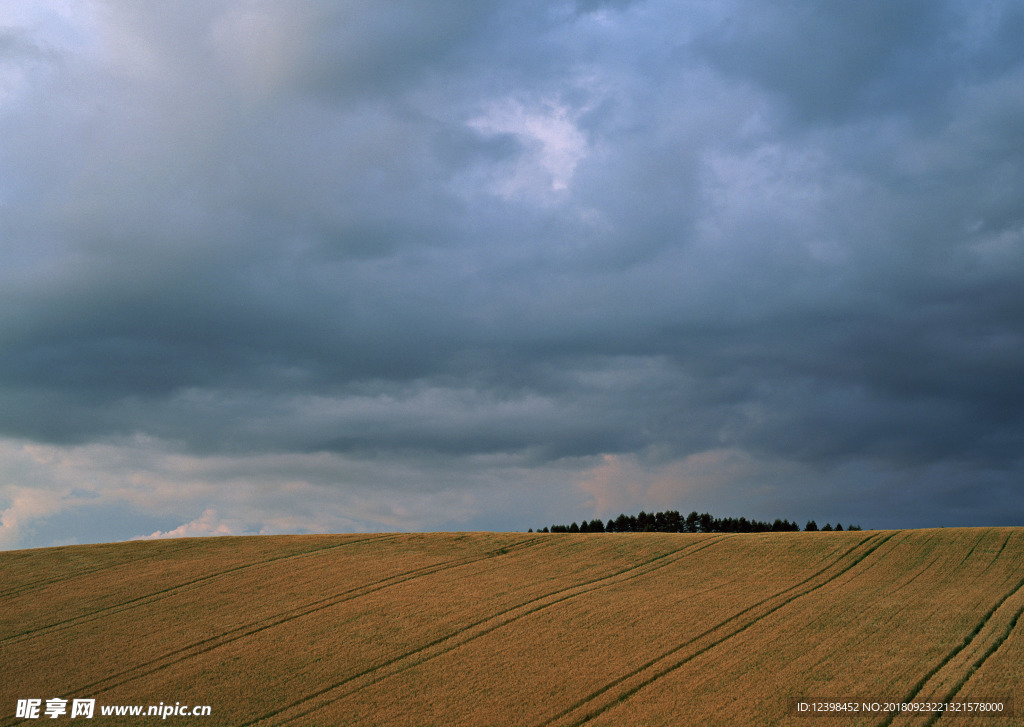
left=2, top=529, right=1022, bottom=726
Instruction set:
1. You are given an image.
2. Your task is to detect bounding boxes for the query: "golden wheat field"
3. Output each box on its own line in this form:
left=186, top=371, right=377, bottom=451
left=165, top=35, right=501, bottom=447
left=1, top=529, right=1022, bottom=726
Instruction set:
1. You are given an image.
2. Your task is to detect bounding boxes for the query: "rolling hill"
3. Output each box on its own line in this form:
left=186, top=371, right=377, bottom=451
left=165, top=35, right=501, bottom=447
left=2, top=529, right=1022, bottom=725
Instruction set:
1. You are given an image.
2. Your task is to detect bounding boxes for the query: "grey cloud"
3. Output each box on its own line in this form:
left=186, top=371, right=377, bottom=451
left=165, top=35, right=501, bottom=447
left=2, top=0, right=1024, bottom=546
left=692, top=0, right=958, bottom=123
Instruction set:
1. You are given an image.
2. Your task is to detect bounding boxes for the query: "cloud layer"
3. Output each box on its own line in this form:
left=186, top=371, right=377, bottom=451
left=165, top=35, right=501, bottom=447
left=2, top=0, right=1023, bottom=548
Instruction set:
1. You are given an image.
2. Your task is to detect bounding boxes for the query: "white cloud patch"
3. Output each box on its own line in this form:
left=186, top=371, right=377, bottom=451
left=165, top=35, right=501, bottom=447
left=0, top=486, right=63, bottom=550
left=136, top=508, right=242, bottom=540
left=468, top=97, right=589, bottom=198
left=0, top=435, right=584, bottom=548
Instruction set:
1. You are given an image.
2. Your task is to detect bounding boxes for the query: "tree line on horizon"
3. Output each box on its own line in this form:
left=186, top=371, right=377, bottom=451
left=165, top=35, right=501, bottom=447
left=531, top=509, right=861, bottom=534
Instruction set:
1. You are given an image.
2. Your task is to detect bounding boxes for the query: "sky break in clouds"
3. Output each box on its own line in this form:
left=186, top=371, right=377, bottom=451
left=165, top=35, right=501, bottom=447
left=1, top=0, right=1023, bottom=549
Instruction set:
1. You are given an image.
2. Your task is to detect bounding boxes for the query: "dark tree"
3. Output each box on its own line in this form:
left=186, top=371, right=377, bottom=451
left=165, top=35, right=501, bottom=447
left=540, top=509, right=856, bottom=535
left=637, top=511, right=653, bottom=531
left=685, top=511, right=699, bottom=533
left=698, top=512, right=714, bottom=533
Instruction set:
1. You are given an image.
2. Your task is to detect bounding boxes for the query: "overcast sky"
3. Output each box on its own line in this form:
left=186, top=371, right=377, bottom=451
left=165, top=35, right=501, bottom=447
left=1, top=0, right=1023, bottom=549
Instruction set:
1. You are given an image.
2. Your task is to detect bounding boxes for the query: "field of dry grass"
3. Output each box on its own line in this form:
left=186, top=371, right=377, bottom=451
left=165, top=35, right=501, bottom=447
left=1, top=529, right=1022, bottom=726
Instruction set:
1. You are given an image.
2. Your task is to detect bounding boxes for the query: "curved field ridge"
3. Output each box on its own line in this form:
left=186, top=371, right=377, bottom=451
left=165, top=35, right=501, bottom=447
left=1, top=530, right=1022, bottom=726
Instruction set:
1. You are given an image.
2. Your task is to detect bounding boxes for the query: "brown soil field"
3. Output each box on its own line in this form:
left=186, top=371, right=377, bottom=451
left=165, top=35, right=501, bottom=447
left=1, top=529, right=1022, bottom=726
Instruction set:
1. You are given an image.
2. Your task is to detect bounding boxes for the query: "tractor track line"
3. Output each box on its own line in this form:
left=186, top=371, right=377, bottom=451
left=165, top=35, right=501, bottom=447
left=0, top=557, right=166, bottom=601
left=57, top=537, right=550, bottom=700
left=978, top=532, right=1013, bottom=577
left=800, top=531, right=997, bottom=681
left=541, top=531, right=899, bottom=727
left=923, top=601, right=1024, bottom=727
left=849, top=530, right=938, bottom=584
left=952, top=528, right=993, bottom=571
left=244, top=535, right=734, bottom=726
left=0, top=537, right=549, bottom=727
left=877, top=561, right=1024, bottom=727
left=0, top=534, right=401, bottom=646
left=0, top=538, right=338, bottom=601
left=889, top=540, right=960, bottom=596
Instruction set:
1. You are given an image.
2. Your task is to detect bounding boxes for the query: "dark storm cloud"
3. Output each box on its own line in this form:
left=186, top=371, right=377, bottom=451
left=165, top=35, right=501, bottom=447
left=2, top=0, right=1023, bottom=544
left=692, top=0, right=952, bottom=122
